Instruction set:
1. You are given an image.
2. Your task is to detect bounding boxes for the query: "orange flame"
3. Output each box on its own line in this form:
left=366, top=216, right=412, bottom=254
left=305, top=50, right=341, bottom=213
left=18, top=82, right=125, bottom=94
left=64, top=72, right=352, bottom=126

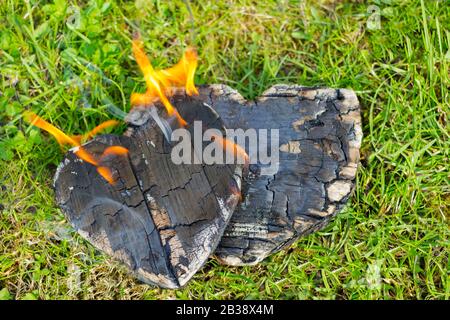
left=24, top=112, right=80, bottom=147
left=24, top=112, right=127, bottom=184
left=156, top=47, right=199, bottom=96
left=101, top=145, right=129, bottom=157
left=131, top=38, right=199, bottom=126
left=212, top=134, right=249, bottom=165
left=71, top=120, right=120, bottom=145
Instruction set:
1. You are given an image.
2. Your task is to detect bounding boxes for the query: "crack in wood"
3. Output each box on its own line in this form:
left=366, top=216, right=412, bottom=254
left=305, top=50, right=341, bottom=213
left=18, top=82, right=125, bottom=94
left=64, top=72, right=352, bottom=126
left=202, top=84, right=362, bottom=265
left=54, top=98, right=242, bottom=288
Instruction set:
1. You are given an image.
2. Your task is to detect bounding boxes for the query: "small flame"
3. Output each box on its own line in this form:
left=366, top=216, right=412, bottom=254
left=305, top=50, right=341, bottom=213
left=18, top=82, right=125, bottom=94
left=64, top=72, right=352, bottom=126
left=72, top=146, right=99, bottom=166
left=156, top=47, right=199, bottom=96
left=131, top=38, right=199, bottom=126
left=94, top=146, right=129, bottom=184
left=24, top=112, right=80, bottom=147
left=71, top=120, right=120, bottom=145
left=101, top=145, right=129, bottom=157
left=212, top=134, right=249, bottom=165
left=96, top=166, right=115, bottom=184
left=24, top=111, right=127, bottom=184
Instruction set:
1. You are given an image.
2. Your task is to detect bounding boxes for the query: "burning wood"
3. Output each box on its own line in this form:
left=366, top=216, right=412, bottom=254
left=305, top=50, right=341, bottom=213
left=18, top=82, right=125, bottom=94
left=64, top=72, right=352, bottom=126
left=53, top=97, right=243, bottom=289
left=24, top=112, right=124, bottom=184
left=27, top=39, right=246, bottom=288
left=27, top=39, right=361, bottom=288
left=130, top=37, right=199, bottom=127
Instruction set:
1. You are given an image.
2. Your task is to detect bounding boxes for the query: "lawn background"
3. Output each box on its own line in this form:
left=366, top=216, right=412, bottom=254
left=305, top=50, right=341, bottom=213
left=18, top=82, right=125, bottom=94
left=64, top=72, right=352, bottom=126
left=0, top=0, right=448, bottom=299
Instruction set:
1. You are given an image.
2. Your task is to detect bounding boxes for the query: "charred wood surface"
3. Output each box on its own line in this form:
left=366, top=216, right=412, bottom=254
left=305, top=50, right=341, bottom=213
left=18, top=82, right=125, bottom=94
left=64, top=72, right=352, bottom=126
left=195, top=84, right=362, bottom=266
left=54, top=98, right=242, bottom=288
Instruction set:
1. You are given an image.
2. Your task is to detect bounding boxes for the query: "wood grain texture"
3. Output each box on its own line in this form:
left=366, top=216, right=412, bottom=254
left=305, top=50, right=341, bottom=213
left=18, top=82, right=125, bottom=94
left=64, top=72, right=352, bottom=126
left=195, top=84, right=362, bottom=266
left=53, top=97, right=242, bottom=288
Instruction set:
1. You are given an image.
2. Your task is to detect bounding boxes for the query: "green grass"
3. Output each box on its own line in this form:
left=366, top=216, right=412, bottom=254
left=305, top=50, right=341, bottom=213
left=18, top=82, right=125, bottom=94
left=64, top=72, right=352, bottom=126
left=0, top=0, right=449, bottom=300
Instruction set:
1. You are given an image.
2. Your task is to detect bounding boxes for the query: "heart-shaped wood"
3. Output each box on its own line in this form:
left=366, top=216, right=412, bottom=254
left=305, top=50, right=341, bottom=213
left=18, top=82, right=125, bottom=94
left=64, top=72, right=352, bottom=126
left=195, top=84, right=362, bottom=265
left=54, top=97, right=243, bottom=288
